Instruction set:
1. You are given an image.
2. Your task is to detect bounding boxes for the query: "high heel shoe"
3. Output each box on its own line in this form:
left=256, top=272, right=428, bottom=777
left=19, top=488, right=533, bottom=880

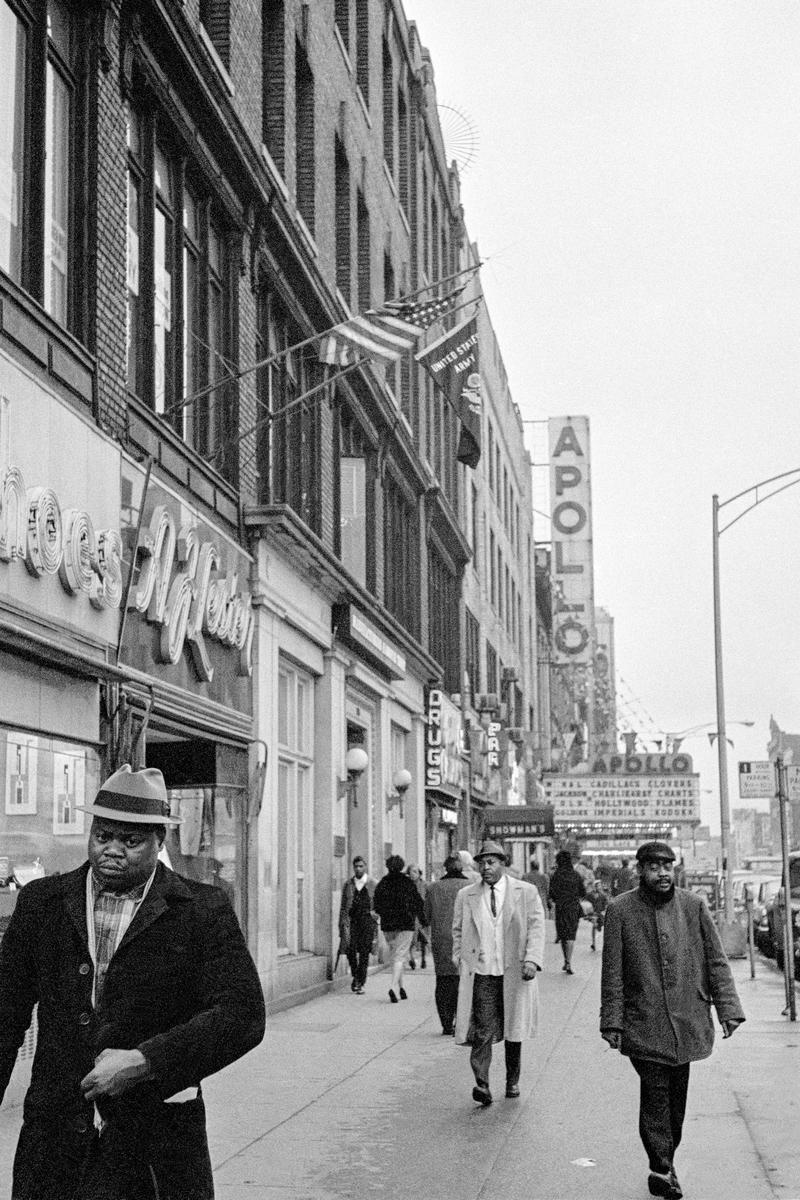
left=565, top=965, right=574, bottom=975
left=389, top=989, right=398, bottom=1003
left=408, top=959, right=416, bottom=970
left=399, top=987, right=407, bottom=1000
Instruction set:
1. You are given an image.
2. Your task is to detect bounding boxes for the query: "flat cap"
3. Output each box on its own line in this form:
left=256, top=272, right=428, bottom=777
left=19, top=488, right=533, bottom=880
left=635, top=840, right=676, bottom=863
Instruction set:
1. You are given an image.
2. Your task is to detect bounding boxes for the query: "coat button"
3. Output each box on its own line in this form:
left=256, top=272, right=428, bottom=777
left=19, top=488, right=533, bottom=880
left=79, top=1012, right=91, bottom=1026
left=79, top=963, right=91, bottom=976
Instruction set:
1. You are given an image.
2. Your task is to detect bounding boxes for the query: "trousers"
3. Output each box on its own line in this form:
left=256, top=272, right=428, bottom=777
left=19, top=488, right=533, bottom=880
left=630, top=1057, right=691, bottom=1174
left=469, top=974, right=521, bottom=1086
left=434, top=975, right=459, bottom=1032
left=346, top=943, right=370, bottom=987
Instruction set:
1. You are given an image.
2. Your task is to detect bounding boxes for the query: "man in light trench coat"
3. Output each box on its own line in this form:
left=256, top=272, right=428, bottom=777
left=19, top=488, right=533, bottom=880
left=452, top=840, right=545, bottom=1106
left=600, top=840, right=745, bottom=1200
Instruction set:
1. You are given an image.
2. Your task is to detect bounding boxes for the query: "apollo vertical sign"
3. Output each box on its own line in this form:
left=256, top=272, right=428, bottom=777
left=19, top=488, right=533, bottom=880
left=548, top=417, right=595, bottom=666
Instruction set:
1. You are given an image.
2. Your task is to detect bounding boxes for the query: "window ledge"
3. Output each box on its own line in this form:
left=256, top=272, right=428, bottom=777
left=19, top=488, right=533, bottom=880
left=198, top=24, right=235, bottom=98
left=334, top=24, right=352, bottom=73
left=356, top=86, right=372, bottom=128
left=261, top=144, right=290, bottom=204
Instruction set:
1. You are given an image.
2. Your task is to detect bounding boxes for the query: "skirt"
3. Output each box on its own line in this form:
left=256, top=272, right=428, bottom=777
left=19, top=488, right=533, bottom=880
left=384, top=929, right=413, bottom=965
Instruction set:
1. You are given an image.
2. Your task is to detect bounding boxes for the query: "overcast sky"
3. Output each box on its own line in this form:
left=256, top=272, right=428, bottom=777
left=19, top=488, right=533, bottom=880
left=406, top=0, right=800, bottom=831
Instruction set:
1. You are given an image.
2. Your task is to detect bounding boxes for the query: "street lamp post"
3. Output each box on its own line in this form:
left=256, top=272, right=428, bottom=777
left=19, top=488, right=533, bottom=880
left=712, top=468, right=800, bottom=932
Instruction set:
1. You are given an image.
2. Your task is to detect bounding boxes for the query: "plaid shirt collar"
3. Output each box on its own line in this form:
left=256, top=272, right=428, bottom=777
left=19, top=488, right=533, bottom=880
left=86, top=866, right=157, bottom=1005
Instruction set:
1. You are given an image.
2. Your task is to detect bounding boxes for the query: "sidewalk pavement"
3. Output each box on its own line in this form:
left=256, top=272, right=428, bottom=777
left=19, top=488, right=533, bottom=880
left=0, top=927, right=798, bottom=1199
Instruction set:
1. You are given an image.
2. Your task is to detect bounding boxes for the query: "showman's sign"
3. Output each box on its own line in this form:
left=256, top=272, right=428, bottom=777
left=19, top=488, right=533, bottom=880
left=548, top=417, right=595, bottom=666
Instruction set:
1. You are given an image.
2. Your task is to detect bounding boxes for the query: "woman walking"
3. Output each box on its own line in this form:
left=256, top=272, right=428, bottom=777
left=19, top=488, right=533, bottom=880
left=373, top=855, right=425, bottom=1003
left=549, top=849, right=586, bottom=974
left=405, top=863, right=429, bottom=969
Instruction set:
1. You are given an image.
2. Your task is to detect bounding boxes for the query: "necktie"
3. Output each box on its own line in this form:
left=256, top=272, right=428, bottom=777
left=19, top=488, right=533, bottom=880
left=490, top=884, right=497, bottom=917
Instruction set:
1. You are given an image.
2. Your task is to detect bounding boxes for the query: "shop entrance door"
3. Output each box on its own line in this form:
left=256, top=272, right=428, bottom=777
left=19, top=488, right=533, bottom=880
left=146, top=735, right=248, bottom=936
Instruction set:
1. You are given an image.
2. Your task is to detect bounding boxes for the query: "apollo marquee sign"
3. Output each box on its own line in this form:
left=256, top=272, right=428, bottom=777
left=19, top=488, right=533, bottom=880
left=548, top=417, right=595, bottom=666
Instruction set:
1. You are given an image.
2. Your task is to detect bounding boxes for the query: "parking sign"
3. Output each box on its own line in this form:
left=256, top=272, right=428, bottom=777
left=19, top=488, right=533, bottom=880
left=738, top=761, right=775, bottom=799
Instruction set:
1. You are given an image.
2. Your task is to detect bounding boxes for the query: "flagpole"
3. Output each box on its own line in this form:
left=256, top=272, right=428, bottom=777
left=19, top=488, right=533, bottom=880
left=163, top=263, right=482, bottom=420
left=209, top=357, right=367, bottom=467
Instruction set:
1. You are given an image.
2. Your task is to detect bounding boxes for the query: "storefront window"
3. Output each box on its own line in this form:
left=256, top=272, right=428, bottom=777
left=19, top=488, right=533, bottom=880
left=0, top=727, right=101, bottom=916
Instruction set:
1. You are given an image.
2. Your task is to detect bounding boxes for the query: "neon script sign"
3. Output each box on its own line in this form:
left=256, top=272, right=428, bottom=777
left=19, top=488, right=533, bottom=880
left=0, top=398, right=122, bottom=610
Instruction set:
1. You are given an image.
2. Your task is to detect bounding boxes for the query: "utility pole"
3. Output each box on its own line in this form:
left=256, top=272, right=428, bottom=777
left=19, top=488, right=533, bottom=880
left=776, top=755, right=796, bottom=1021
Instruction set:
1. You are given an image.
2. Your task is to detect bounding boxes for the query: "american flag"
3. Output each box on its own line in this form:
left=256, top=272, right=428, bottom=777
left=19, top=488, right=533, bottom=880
left=318, top=284, right=467, bottom=368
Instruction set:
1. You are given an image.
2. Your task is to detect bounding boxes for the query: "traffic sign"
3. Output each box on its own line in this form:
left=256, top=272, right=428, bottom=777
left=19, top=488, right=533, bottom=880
left=738, top=761, right=775, bottom=799
left=789, top=766, right=800, bottom=803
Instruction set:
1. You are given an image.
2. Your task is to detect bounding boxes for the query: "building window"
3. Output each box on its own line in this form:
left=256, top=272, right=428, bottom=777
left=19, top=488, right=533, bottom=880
left=382, top=38, right=393, bottom=171
left=383, top=470, right=418, bottom=638
left=355, top=0, right=369, bottom=104
left=334, top=135, right=350, bottom=302
left=397, top=88, right=409, bottom=214
left=295, top=39, right=315, bottom=232
left=0, top=0, right=83, bottom=335
left=465, top=607, right=480, bottom=701
left=200, top=0, right=230, bottom=67
left=471, top=484, right=479, bottom=571
left=356, top=188, right=370, bottom=312
left=338, top=403, right=373, bottom=587
left=277, top=661, right=314, bottom=955
left=334, top=0, right=349, bottom=50
left=487, top=424, right=495, bottom=493
left=263, top=0, right=285, bottom=172
left=428, top=547, right=460, bottom=694
left=489, top=529, right=496, bottom=607
left=127, top=107, right=234, bottom=476
left=486, top=640, right=498, bottom=697
left=256, top=290, right=320, bottom=531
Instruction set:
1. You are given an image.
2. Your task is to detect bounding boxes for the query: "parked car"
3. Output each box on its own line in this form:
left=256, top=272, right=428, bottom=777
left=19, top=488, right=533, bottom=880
left=750, top=876, right=782, bottom=954
left=763, top=853, right=800, bottom=976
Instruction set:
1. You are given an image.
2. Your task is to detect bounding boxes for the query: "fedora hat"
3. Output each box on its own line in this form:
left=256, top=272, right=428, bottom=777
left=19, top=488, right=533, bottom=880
left=77, top=764, right=181, bottom=826
left=473, top=839, right=508, bottom=863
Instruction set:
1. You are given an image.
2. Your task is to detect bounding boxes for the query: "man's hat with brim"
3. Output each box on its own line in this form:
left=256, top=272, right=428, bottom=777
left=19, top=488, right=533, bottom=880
left=473, top=839, right=508, bottom=863
left=76, top=764, right=181, bottom=825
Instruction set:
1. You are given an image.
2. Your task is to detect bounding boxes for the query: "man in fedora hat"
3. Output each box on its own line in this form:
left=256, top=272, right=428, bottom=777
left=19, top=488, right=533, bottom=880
left=0, top=764, right=265, bottom=1200
left=601, top=840, right=745, bottom=1200
left=451, top=839, right=545, bottom=1106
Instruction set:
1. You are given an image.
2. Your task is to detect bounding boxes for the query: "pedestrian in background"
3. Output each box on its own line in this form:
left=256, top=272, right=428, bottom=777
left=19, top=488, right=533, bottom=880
left=600, top=840, right=745, bottom=1200
left=523, top=855, right=550, bottom=915
left=611, top=856, right=637, bottom=896
left=549, top=849, right=586, bottom=974
left=405, top=863, right=429, bottom=969
left=572, top=849, right=595, bottom=892
left=373, top=855, right=425, bottom=1004
left=339, top=856, right=377, bottom=995
left=0, top=765, right=265, bottom=1200
left=452, top=840, right=545, bottom=1106
left=458, top=850, right=481, bottom=883
left=423, top=854, right=470, bottom=1034
left=587, top=878, right=608, bottom=951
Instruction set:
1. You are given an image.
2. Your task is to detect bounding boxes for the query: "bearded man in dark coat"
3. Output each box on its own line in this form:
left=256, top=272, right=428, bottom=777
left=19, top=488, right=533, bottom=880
left=0, top=765, right=266, bottom=1200
left=600, top=840, right=744, bottom=1200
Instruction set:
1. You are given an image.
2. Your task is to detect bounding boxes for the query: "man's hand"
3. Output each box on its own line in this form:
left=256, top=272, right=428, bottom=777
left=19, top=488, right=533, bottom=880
left=80, top=1049, right=150, bottom=1101
left=601, top=1030, right=622, bottom=1050
left=521, top=960, right=539, bottom=981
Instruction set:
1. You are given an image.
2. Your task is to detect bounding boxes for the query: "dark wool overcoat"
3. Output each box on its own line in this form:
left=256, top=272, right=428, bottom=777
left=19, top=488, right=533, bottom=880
left=422, top=872, right=470, bottom=975
left=600, top=886, right=745, bottom=1065
left=0, top=862, right=266, bottom=1200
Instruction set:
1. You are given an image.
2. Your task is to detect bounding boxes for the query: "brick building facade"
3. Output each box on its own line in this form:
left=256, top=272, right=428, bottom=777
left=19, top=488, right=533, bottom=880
left=0, top=0, right=540, bottom=1012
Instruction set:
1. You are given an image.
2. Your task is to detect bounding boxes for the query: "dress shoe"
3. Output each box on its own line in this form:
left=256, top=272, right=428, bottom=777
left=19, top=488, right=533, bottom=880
left=565, top=965, right=574, bottom=975
left=388, top=989, right=398, bottom=1003
left=408, top=959, right=416, bottom=969
left=354, top=985, right=364, bottom=994
left=505, top=1083, right=520, bottom=1098
left=648, top=1170, right=681, bottom=1199
left=472, top=1083, right=492, bottom=1106
left=399, top=987, right=408, bottom=1000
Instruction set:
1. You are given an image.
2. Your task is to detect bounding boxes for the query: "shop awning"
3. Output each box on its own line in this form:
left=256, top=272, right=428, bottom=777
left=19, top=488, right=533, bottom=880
left=483, top=805, right=555, bottom=839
